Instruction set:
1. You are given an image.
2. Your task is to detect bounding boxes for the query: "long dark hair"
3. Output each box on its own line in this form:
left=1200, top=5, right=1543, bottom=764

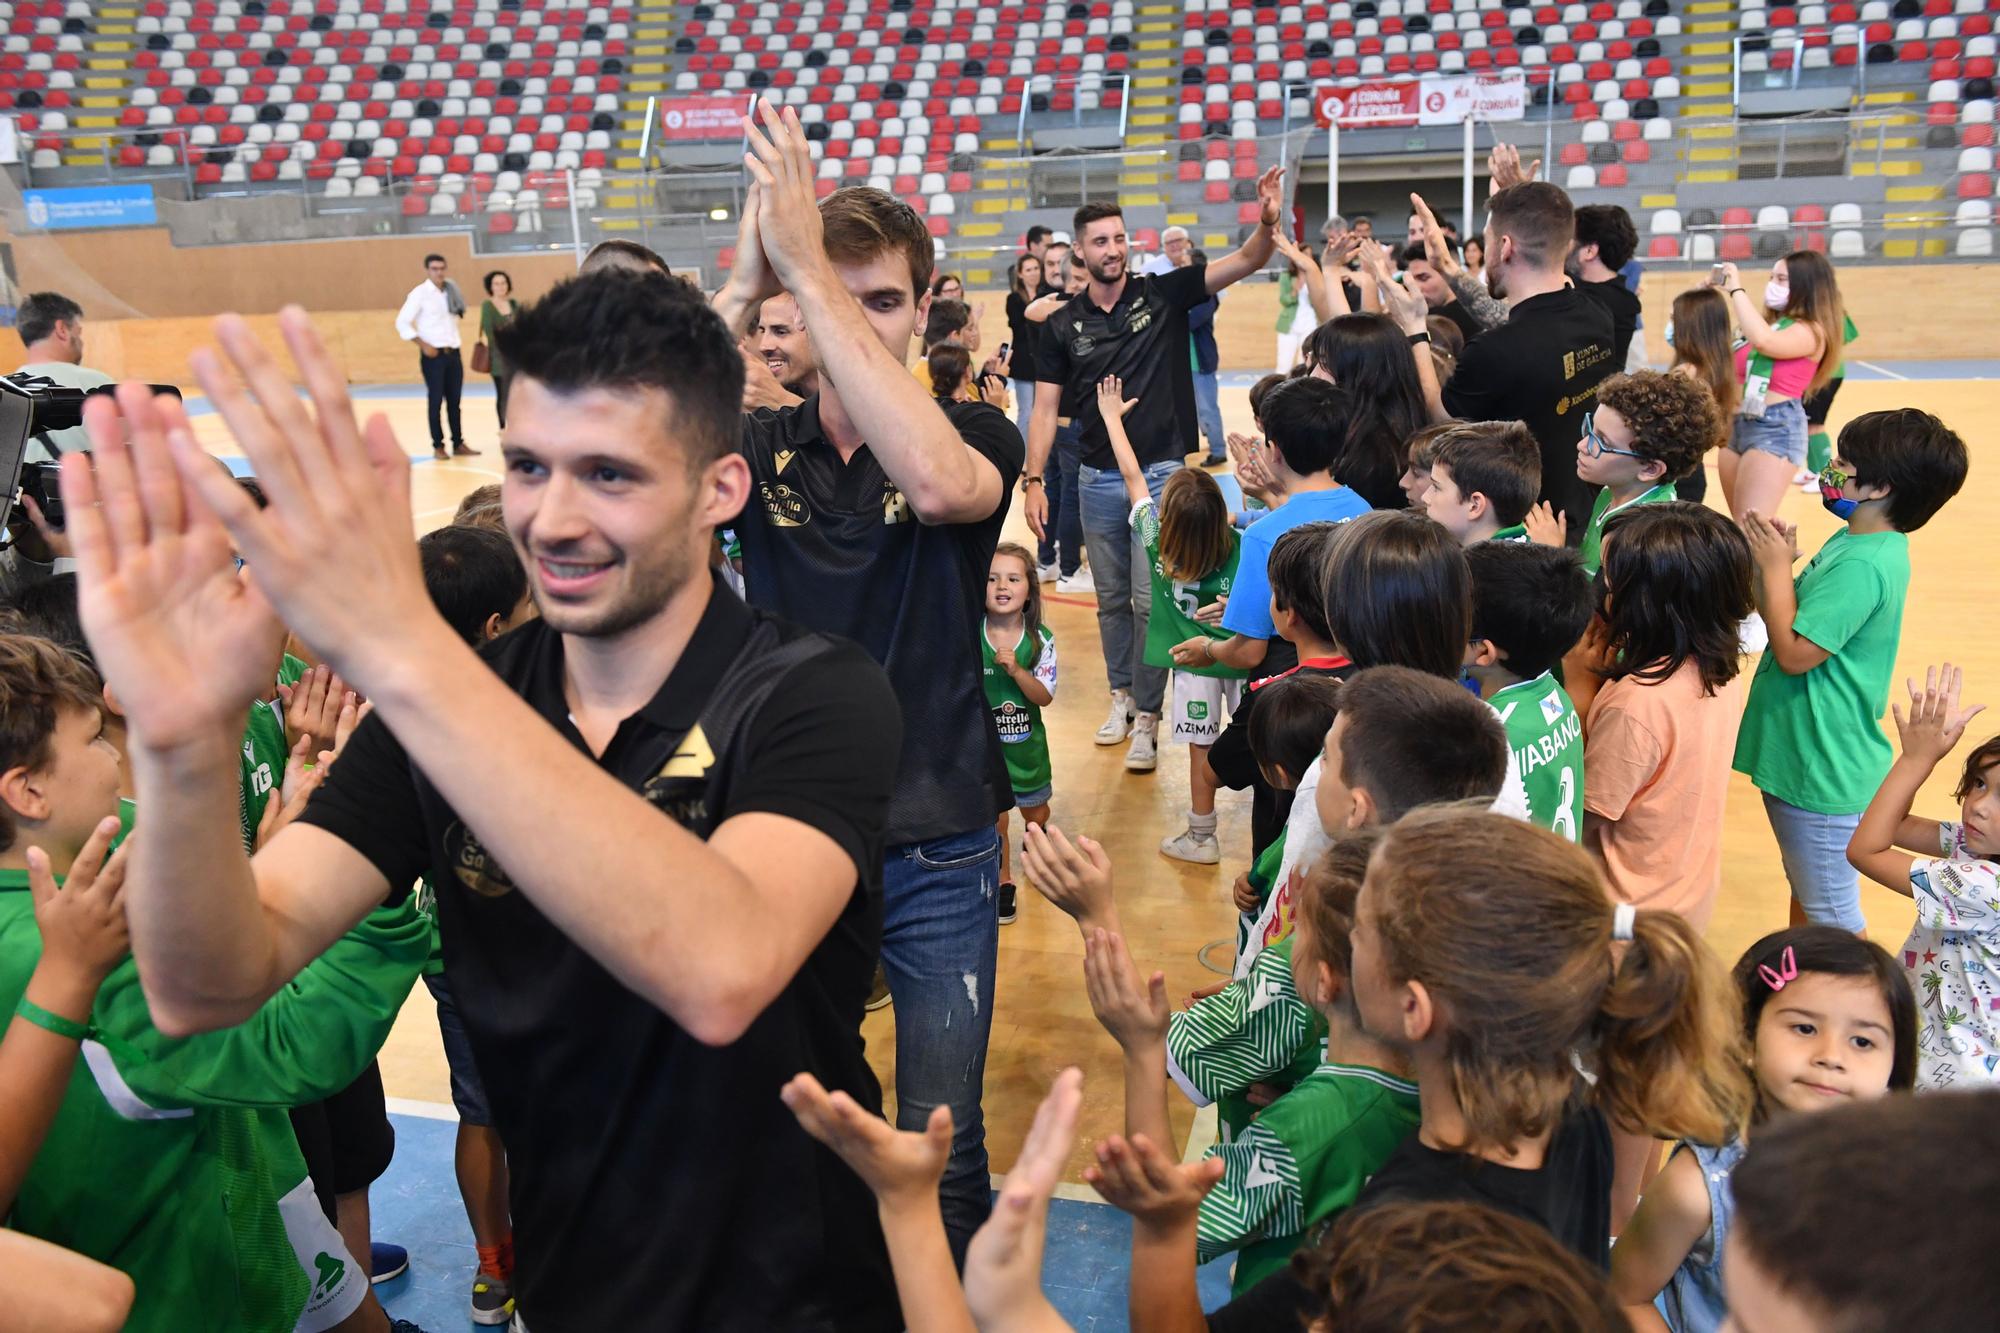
left=1301, top=313, right=1428, bottom=502
left=1597, top=502, right=1752, bottom=697
left=1671, top=287, right=1738, bottom=440
left=1320, top=510, right=1471, bottom=680
left=1770, top=250, right=1845, bottom=397
left=1735, top=926, right=1918, bottom=1099
left=928, top=344, right=973, bottom=401
left=1009, top=254, right=1043, bottom=302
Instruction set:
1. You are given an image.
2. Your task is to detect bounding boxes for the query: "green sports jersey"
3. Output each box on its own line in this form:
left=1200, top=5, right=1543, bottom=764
left=1489, top=523, right=1529, bottom=543
left=1579, top=480, right=1676, bottom=577
left=239, top=699, right=286, bottom=852
left=1168, top=933, right=1323, bottom=1115
left=1133, top=498, right=1246, bottom=680
left=0, top=872, right=427, bottom=1332
left=1235, top=832, right=1288, bottom=958
left=1488, top=672, right=1585, bottom=842
left=1198, top=1062, right=1421, bottom=1295
left=979, top=619, right=1057, bottom=796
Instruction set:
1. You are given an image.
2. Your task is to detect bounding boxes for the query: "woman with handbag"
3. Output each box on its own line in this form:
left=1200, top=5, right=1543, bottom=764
left=476, top=271, right=517, bottom=429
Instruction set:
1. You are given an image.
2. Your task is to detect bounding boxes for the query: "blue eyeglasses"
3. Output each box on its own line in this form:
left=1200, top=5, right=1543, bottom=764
left=1581, top=410, right=1645, bottom=461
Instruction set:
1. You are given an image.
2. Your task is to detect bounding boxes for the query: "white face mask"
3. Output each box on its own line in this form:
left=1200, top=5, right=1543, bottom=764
left=1764, top=279, right=1790, bottom=310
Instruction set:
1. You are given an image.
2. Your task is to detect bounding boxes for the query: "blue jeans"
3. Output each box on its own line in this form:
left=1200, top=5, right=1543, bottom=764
left=1078, top=458, right=1180, bottom=714
left=1762, top=792, right=1866, bottom=931
left=1044, top=419, right=1084, bottom=576
left=881, top=824, right=1002, bottom=1261
left=1194, top=370, right=1225, bottom=460
left=1013, top=378, right=1036, bottom=437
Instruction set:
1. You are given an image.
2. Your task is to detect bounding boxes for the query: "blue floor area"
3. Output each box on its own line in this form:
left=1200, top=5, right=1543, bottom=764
left=371, top=1112, right=1234, bottom=1331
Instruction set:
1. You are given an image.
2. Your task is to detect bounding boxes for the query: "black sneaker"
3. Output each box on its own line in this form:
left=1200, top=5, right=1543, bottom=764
left=998, top=881, right=1018, bottom=924
left=470, top=1271, right=515, bottom=1326
left=370, top=1241, right=409, bottom=1284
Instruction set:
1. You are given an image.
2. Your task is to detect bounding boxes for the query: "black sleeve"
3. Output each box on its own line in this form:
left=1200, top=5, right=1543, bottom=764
left=945, top=398, right=1027, bottom=494
left=1439, top=335, right=1505, bottom=422
left=1204, top=1267, right=1318, bottom=1333
left=293, top=708, right=431, bottom=899
left=1005, top=291, right=1027, bottom=328
left=727, top=643, right=903, bottom=890
left=1159, top=262, right=1211, bottom=309
left=1205, top=695, right=1259, bottom=792
left=1036, top=307, right=1073, bottom=389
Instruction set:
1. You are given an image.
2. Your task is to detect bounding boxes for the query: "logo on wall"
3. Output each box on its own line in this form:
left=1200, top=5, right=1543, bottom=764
left=24, top=196, right=47, bottom=228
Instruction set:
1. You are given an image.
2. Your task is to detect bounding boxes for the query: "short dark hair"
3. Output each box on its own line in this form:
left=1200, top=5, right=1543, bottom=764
left=1599, top=502, right=1755, bottom=697
left=1266, top=521, right=1340, bottom=646
left=1247, top=672, right=1343, bottom=788
left=1398, top=241, right=1430, bottom=268
left=1247, top=372, right=1288, bottom=429
left=16, top=292, right=82, bottom=348
left=1487, top=181, right=1574, bottom=271
left=1732, top=1090, right=2000, bottom=1331
left=926, top=343, right=972, bottom=400
left=419, top=525, right=529, bottom=648
left=923, top=298, right=972, bottom=350
left=1429, top=421, right=1542, bottom=527
left=1259, top=377, right=1353, bottom=477
left=482, top=269, right=513, bottom=295
left=0, top=632, right=105, bottom=851
left=493, top=269, right=743, bottom=467
left=1024, top=225, right=1052, bottom=246
left=1835, top=408, right=1969, bottom=532
left=1335, top=666, right=1509, bottom=820
left=1465, top=542, right=1593, bottom=682
left=1595, top=371, right=1718, bottom=484
left=580, top=239, right=671, bottom=276
left=1955, top=733, right=2000, bottom=802
left=1733, top=926, right=1917, bottom=1097
left=1073, top=201, right=1124, bottom=234
left=423, top=252, right=447, bottom=267
left=1573, top=203, right=1639, bottom=271
left=821, top=186, right=934, bottom=299
left=2, top=574, right=90, bottom=671
left=1322, top=510, right=1472, bottom=679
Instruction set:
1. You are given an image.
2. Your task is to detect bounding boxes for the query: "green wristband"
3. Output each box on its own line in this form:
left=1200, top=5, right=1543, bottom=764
left=14, top=997, right=90, bottom=1042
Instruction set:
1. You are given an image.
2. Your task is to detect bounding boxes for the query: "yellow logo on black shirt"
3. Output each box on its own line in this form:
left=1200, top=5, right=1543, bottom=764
left=447, top=822, right=516, bottom=899
left=882, top=485, right=912, bottom=526
left=774, top=448, right=796, bottom=474
left=655, top=724, right=715, bottom=780
left=759, top=481, right=812, bottom=527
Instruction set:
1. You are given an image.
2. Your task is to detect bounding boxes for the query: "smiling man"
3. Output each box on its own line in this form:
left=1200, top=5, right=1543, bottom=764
left=61, top=270, right=905, bottom=1330
left=754, top=291, right=819, bottom=397
left=712, top=98, right=1024, bottom=1259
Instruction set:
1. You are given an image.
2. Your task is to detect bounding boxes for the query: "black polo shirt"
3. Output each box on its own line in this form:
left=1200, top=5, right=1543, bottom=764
left=1038, top=263, right=1213, bottom=469
left=1579, top=275, right=1642, bottom=368
left=1442, top=286, right=1616, bottom=536
left=295, top=583, right=903, bottom=1332
left=735, top=395, right=1023, bottom=846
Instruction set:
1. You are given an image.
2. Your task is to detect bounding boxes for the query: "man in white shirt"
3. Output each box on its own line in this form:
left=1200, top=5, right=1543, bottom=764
left=394, top=253, right=475, bottom=460
left=11, top=290, right=114, bottom=460
left=1139, top=224, right=1191, bottom=277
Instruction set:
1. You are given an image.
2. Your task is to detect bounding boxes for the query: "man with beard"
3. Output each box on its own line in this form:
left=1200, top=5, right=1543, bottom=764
left=740, top=291, right=820, bottom=411
left=1024, top=168, right=1284, bottom=774
left=60, top=269, right=906, bottom=1331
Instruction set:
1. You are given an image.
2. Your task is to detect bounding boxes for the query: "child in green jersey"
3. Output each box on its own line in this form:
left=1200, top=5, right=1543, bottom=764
left=982, top=542, right=1057, bottom=926
left=1524, top=370, right=1718, bottom=576
left=1736, top=408, right=1969, bottom=931
left=1422, top=420, right=1542, bottom=545
left=1097, top=376, right=1245, bottom=864
left=1464, top=541, right=1594, bottom=841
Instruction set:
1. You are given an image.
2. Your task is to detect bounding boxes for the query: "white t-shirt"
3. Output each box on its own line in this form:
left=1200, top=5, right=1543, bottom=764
left=1901, top=822, right=2000, bottom=1091
left=14, top=359, right=114, bottom=460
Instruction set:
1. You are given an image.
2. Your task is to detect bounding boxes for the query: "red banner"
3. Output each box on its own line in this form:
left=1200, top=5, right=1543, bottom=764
left=656, top=96, right=744, bottom=141
left=1313, top=80, right=1420, bottom=128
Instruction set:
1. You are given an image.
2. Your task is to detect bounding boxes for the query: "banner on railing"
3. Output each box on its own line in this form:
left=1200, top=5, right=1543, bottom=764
left=1314, top=74, right=1528, bottom=128
left=657, top=96, right=746, bottom=141
left=21, top=185, right=156, bottom=231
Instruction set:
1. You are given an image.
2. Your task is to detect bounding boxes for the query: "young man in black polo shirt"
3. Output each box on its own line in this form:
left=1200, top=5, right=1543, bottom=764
left=62, top=273, right=905, bottom=1332
left=1411, top=154, right=1616, bottom=539
left=711, top=99, right=1023, bottom=1260
left=1024, top=167, right=1284, bottom=773
left=1571, top=203, right=1643, bottom=369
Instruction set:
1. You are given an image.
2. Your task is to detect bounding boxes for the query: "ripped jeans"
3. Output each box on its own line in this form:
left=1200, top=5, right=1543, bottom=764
left=881, top=823, right=1001, bottom=1262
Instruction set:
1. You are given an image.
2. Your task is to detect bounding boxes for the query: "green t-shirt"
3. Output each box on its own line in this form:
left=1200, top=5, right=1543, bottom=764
left=979, top=619, right=1057, bottom=796
left=1168, top=934, right=1323, bottom=1111
left=1489, top=523, right=1529, bottom=543
left=238, top=656, right=311, bottom=852
left=1579, top=480, right=1676, bottom=577
left=1133, top=498, right=1247, bottom=680
left=1734, top=528, right=1910, bottom=813
left=1198, top=1062, right=1421, bottom=1295
left=1487, top=672, right=1585, bottom=842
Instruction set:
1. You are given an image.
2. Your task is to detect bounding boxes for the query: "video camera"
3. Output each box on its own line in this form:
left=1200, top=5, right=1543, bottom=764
left=0, top=373, right=183, bottom=540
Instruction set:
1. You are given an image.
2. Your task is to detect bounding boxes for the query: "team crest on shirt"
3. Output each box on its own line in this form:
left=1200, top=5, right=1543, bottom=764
left=1071, top=334, right=1094, bottom=358
left=882, top=482, right=912, bottom=525
left=758, top=481, right=812, bottom=527
left=446, top=822, right=517, bottom=899
left=1540, top=692, right=1565, bottom=725
left=1127, top=305, right=1153, bottom=333
left=774, top=448, right=797, bottom=474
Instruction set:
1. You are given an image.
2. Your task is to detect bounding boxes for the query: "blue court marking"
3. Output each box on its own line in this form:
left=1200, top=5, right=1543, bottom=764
left=370, top=1111, right=1233, bottom=1332
left=1217, top=358, right=1998, bottom=387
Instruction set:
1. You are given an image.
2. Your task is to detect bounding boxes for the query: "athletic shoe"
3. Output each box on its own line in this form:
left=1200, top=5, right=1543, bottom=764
left=1095, top=690, right=1136, bottom=745
left=389, top=1322, right=434, bottom=1333
left=1799, top=472, right=1821, bottom=492
left=1036, top=560, right=1059, bottom=582
left=370, top=1242, right=409, bottom=1285
left=470, top=1273, right=515, bottom=1326
left=997, top=882, right=1018, bottom=924
left=1125, top=713, right=1160, bottom=773
left=1159, top=827, right=1221, bottom=865
left=1201, top=454, right=1229, bottom=469
left=1056, top=566, right=1095, bottom=595
left=865, top=964, right=892, bottom=1012
left=1738, top=609, right=1770, bottom=657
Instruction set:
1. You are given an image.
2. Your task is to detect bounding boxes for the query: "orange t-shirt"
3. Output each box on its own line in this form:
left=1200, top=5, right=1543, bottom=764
left=1583, top=659, right=1747, bottom=931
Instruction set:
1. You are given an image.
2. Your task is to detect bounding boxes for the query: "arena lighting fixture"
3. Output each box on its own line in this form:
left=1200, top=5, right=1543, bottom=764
left=709, top=206, right=731, bottom=221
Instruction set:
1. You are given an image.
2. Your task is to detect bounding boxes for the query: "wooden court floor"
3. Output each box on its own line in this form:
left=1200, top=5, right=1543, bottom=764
left=186, top=373, right=2000, bottom=1186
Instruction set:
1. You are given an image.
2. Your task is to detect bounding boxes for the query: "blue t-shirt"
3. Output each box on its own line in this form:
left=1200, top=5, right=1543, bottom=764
left=1221, top=487, right=1374, bottom=641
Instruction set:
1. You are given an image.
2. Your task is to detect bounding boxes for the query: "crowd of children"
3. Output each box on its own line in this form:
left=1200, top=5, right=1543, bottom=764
left=0, top=123, right=1993, bottom=1333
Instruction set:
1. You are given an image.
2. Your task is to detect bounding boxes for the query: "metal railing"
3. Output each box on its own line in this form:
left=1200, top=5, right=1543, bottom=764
left=1733, top=29, right=1869, bottom=106
left=1011, top=71, right=1134, bottom=149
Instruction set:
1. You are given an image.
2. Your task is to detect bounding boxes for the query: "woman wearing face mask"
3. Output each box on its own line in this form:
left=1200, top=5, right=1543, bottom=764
left=1663, top=286, right=1740, bottom=507
left=1710, top=253, right=1846, bottom=525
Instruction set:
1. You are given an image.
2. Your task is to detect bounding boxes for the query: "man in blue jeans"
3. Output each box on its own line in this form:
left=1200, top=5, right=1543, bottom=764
left=716, top=107, right=1024, bottom=1261
left=1025, top=172, right=1286, bottom=771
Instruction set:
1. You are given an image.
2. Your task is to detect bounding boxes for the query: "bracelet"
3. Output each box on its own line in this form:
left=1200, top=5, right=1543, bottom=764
left=1021, top=475, right=1044, bottom=489
left=15, top=996, right=90, bottom=1041
left=1728, top=287, right=1746, bottom=297
left=1407, top=331, right=1432, bottom=346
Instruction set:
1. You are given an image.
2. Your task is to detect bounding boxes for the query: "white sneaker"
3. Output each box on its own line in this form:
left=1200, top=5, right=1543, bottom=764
left=1738, top=609, right=1769, bottom=656
left=1095, top=690, right=1136, bottom=745
left=1125, top=713, right=1160, bottom=773
left=1799, top=472, right=1822, bottom=492
left=1036, top=560, right=1059, bottom=582
left=1160, top=827, right=1221, bottom=864
left=1056, top=566, right=1095, bottom=595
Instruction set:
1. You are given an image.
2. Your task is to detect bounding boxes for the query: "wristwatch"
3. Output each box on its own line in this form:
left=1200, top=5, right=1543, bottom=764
left=1407, top=331, right=1432, bottom=346
left=1021, top=475, right=1044, bottom=491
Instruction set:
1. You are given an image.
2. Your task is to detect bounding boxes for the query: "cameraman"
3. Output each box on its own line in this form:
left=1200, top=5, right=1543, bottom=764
left=12, top=292, right=112, bottom=460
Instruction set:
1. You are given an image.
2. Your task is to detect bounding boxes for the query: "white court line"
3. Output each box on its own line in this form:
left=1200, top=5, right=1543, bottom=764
left=1851, top=360, right=1910, bottom=381
left=386, top=1096, right=460, bottom=1122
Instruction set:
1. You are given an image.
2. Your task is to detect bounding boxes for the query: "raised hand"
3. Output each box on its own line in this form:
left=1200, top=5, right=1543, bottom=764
left=276, top=663, right=355, bottom=756
left=740, top=339, right=802, bottom=412
left=1713, top=261, right=1741, bottom=291
left=1020, top=823, right=1117, bottom=932
left=1082, top=928, right=1169, bottom=1052
left=1740, top=510, right=1799, bottom=574
left=962, top=1068, right=1084, bottom=1333
left=1270, top=228, right=1317, bottom=272
left=1085, top=1130, right=1224, bottom=1231
left=60, top=385, right=288, bottom=754
left=1378, top=265, right=1431, bottom=334
left=1488, top=141, right=1541, bottom=194
left=1409, top=192, right=1462, bottom=279
left=1523, top=500, right=1568, bottom=548
left=1893, top=663, right=1985, bottom=768
left=1320, top=229, right=1359, bottom=271
left=1254, top=165, right=1286, bottom=228
left=742, top=98, right=833, bottom=292
left=781, top=1071, right=952, bottom=1208
left=27, top=817, right=130, bottom=994
left=1095, top=375, right=1137, bottom=421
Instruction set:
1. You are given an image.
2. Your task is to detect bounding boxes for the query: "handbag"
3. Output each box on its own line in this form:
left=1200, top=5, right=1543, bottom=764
left=470, top=340, right=491, bottom=374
